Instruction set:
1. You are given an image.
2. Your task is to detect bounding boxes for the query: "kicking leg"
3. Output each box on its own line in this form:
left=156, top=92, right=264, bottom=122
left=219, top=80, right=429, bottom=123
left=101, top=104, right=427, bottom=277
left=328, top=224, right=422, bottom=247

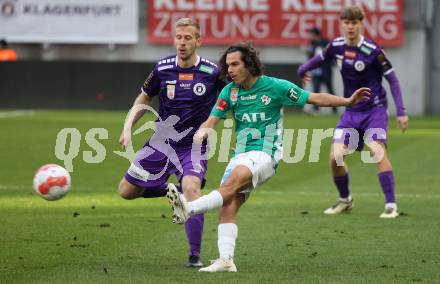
left=199, top=193, right=246, bottom=272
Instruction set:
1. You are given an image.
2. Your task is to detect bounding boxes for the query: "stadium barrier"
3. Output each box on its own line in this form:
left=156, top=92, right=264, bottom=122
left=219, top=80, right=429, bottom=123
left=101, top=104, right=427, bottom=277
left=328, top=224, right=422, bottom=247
left=0, top=61, right=301, bottom=110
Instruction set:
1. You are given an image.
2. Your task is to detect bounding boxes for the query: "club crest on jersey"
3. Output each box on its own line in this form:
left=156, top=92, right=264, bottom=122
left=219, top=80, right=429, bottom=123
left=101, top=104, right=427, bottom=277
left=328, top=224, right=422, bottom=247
left=261, top=95, right=271, bottom=105
left=230, top=88, right=238, bottom=102
left=193, top=83, right=206, bottom=96
left=167, top=84, right=175, bottom=99
left=354, top=60, right=365, bottom=72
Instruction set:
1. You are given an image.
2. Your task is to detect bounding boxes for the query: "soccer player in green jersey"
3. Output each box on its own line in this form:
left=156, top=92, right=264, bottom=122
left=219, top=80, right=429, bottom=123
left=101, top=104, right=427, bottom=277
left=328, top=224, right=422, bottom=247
left=167, top=43, right=370, bottom=272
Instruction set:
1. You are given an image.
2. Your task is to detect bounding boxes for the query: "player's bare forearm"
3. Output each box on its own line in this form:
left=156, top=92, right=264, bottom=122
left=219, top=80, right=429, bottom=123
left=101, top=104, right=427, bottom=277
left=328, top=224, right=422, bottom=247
left=119, top=93, right=154, bottom=149
left=200, top=116, right=220, bottom=130
left=308, top=92, right=348, bottom=107
left=308, top=87, right=371, bottom=107
left=194, top=116, right=221, bottom=144
left=128, top=93, right=153, bottom=127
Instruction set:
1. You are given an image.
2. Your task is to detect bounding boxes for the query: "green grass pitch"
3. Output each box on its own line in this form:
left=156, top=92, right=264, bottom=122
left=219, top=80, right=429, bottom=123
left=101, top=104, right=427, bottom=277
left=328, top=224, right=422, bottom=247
left=1, top=110, right=439, bottom=283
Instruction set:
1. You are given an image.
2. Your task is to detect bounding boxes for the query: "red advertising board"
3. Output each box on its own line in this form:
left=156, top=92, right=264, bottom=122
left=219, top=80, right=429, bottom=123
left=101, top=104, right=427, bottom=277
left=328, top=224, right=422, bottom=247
left=147, top=0, right=403, bottom=46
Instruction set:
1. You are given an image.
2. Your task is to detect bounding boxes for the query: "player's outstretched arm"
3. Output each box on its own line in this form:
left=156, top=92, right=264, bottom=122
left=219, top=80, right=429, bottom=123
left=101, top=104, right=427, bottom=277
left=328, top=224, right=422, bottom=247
left=194, top=116, right=221, bottom=144
left=119, top=93, right=153, bottom=149
left=307, top=87, right=371, bottom=107
left=297, top=54, right=325, bottom=84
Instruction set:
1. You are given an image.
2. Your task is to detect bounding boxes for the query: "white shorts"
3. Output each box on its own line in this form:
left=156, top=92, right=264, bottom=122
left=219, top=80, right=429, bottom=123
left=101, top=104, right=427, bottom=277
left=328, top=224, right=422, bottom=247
left=220, top=151, right=277, bottom=195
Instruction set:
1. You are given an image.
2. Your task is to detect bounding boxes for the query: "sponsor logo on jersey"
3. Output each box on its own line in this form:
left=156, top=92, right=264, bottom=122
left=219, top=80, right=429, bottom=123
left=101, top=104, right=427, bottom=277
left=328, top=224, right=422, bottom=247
left=216, top=99, right=228, bottom=111
left=179, top=73, right=194, bottom=81
left=167, top=84, right=175, bottom=99
left=241, top=95, right=257, bottom=101
left=360, top=45, right=373, bottom=55
left=345, top=59, right=354, bottom=65
left=230, top=88, right=238, bottom=102
left=193, top=83, right=206, bottom=96
left=354, top=60, right=365, bottom=72
left=128, top=164, right=150, bottom=181
left=344, top=51, right=357, bottom=59
left=235, top=112, right=272, bottom=122
left=166, top=80, right=177, bottom=84
left=261, top=95, right=271, bottom=105
left=199, top=64, right=214, bottom=74
left=288, top=88, right=299, bottom=102
left=179, top=82, right=191, bottom=89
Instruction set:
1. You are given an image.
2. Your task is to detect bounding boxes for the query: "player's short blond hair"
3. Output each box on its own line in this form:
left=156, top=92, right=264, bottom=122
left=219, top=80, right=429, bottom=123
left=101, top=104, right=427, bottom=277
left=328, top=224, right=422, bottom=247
left=175, top=18, right=201, bottom=38
left=340, top=5, right=365, bottom=21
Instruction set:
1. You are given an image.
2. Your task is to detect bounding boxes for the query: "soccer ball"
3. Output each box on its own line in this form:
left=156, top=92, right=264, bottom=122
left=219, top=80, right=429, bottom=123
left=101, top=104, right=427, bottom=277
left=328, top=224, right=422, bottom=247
left=33, top=164, right=71, bottom=201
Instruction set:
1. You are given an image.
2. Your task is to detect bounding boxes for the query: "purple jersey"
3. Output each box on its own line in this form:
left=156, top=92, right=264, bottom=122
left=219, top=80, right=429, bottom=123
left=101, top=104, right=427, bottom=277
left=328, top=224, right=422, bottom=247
left=322, top=36, right=393, bottom=112
left=141, top=55, right=224, bottom=147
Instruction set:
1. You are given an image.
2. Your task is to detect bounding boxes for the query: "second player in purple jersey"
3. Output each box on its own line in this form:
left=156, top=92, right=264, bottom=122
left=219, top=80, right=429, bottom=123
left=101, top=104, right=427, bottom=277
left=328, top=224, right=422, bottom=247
left=298, top=5, right=409, bottom=218
left=142, top=54, right=224, bottom=147
left=117, top=18, right=224, bottom=267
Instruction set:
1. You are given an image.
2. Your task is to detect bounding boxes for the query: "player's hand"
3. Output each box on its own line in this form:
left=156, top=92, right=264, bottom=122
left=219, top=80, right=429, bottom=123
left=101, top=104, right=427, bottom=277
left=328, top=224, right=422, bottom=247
left=194, top=128, right=209, bottom=144
left=301, top=72, right=311, bottom=85
left=119, top=129, right=131, bottom=149
left=396, top=115, right=409, bottom=133
left=346, top=87, right=371, bottom=106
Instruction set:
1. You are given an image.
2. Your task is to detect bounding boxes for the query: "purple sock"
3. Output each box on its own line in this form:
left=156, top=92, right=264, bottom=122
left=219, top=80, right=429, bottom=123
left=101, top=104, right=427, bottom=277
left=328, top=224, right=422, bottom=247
left=333, top=174, right=350, bottom=199
left=185, top=213, right=204, bottom=257
left=141, top=186, right=167, bottom=198
left=378, top=171, right=396, bottom=203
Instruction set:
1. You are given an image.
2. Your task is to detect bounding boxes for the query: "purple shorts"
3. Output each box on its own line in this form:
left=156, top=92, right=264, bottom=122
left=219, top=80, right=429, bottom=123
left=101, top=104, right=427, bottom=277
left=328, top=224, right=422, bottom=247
left=333, top=107, right=388, bottom=151
left=124, top=141, right=208, bottom=190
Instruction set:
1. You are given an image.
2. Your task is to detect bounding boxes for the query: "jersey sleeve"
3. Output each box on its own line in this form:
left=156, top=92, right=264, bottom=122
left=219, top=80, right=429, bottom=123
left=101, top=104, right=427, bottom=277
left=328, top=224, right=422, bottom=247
left=321, top=41, right=335, bottom=61
left=210, top=85, right=232, bottom=119
left=276, top=79, right=310, bottom=108
left=141, top=66, right=161, bottom=97
left=375, top=49, right=394, bottom=76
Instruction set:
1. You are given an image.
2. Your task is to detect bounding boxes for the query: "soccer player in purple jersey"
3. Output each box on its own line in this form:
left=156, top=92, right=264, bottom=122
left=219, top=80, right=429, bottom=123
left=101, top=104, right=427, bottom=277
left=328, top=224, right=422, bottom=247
left=298, top=6, right=409, bottom=218
left=117, top=18, right=224, bottom=267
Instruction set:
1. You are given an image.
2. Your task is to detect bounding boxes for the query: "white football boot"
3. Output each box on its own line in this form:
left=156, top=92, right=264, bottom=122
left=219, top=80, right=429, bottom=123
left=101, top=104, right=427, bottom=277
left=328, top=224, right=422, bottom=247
left=199, top=258, right=237, bottom=273
left=379, top=206, right=399, bottom=218
left=166, top=183, right=189, bottom=224
left=324, top=197, right=354, bottom=215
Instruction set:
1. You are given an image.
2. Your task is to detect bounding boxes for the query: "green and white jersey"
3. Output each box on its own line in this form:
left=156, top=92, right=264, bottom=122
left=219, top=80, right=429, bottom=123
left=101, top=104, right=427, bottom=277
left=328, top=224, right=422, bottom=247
left=211, top=75, right=310, bottom=163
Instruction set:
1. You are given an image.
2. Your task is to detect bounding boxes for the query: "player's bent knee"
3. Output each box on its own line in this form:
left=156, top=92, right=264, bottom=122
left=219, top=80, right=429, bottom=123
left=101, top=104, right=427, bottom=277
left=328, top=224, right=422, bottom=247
left=183, top=183, right=201, bottom=199
left=118, top=179, right=141, bottom=200
left=330, top=150, right=345, bottom=167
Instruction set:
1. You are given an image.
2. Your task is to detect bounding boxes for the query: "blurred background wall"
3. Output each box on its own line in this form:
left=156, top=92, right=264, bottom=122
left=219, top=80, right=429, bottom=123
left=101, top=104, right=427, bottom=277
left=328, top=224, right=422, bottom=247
left=0, top=0, right=437, bottom=114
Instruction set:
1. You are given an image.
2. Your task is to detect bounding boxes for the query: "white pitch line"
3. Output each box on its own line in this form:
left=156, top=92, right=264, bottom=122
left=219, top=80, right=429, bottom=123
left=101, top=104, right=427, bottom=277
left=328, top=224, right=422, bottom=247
left=0, top=110, right=35, bottom=119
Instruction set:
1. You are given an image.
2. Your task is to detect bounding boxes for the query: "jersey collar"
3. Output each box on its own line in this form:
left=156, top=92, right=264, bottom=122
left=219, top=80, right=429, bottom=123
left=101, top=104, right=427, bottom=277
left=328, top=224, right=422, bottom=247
left=174, top=55, right=200, bottom=68
left=345, top=35, right=364, bottom=47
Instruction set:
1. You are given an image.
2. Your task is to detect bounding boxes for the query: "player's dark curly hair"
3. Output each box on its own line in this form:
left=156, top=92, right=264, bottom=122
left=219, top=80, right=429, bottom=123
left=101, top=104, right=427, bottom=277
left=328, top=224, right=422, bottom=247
left=219, top=42, right=263, bottom=81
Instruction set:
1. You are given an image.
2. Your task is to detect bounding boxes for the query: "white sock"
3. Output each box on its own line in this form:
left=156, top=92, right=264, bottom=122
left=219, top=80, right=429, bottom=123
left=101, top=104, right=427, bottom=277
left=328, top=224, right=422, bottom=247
left=385, top=202, right=397, bottom=210
left=339, top=195, right=352, bottom=203
left=218, top=223, right=238, bottom=261
left=186, top=190, right=223, bottom=215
